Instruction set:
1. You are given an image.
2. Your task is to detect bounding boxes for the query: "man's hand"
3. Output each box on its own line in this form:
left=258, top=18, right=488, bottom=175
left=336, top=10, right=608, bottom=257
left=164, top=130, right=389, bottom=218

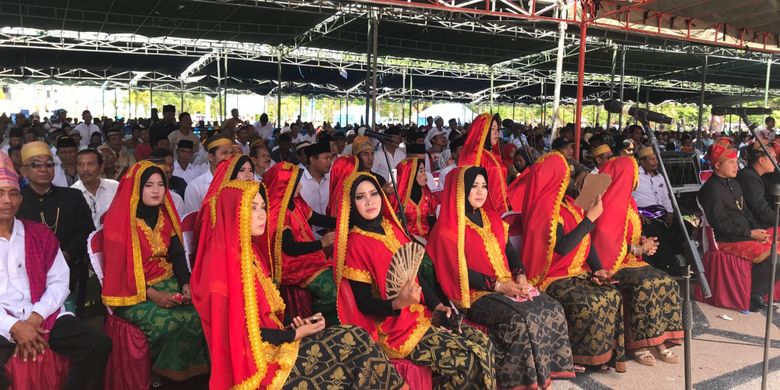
left=751, top=229, right=770, bottom=243
left=10, top=320, right=48, bottom=362
left=592, top=269, right=615, bottom=285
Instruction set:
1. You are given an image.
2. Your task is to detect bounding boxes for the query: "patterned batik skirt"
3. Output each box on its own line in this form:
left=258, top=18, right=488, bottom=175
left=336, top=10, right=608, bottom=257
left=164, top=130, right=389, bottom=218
left=283, top=325, right=407, bottom=390
left=405, top=325, right=497, bottom=390
left=114, top=277, right=210, bottom=380
left=545, top=275, right=626, bottom=372
left=613, top=266, right=684, bottom=350
left=466, top=292, right=575, bottom=390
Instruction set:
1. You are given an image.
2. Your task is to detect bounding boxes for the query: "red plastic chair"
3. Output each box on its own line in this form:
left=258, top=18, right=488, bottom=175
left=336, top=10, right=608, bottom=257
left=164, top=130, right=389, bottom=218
left=3, top=347, right=69, bottom=390
left=694, top=209, right=780, bottom=311
left=391, top=359, right=432, bottom=390
left=88, top=230, right=152, bottom=390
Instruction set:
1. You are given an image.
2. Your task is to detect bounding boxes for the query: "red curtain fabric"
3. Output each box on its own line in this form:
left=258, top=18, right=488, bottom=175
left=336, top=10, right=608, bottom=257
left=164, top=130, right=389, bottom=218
left=390, top=360, right=431, bottom=390
left=103, top=314, right=151, bottom=390
left=4, top=348, right=69, bottom=390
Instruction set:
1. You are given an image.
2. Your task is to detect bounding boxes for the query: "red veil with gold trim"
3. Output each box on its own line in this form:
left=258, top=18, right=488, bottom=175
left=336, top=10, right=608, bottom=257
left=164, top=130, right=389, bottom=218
left=191, top=180, right=300, bottom=390
left=591, top=156, right=647, bottom=273
left=458, top=113, right=508, bottom=214
left=101, top=161, right=183, bottom=307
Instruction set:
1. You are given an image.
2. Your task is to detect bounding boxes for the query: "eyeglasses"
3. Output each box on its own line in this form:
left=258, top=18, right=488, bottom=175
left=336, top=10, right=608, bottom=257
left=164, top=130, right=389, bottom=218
left=25, top=162, right=56, bottom=169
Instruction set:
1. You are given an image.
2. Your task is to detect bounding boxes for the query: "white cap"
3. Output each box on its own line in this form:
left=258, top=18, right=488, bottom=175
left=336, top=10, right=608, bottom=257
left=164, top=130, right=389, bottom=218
left=280, top=127, right=291, bottom=134
left=424, top=128, right=444, bottom=149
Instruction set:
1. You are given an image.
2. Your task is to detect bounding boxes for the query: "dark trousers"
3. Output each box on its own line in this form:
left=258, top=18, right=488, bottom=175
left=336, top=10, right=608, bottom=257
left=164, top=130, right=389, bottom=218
left=752, top=259, right=780, bottom=296
left=0, top=315, right=112, bottom=390
left=642, top=217, right=692, bottom=276
left=68, top=259, right=89, bottom=318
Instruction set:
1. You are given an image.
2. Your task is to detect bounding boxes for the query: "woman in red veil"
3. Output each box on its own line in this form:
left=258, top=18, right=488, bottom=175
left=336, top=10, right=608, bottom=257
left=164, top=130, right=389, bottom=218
left=191, top=179, right=406, bottom=390
left=591, top=157, right=683, bottom=366
left=263, top=162, right=339, bottom=325
left=334, top=171, right=496, bottom=389
left=388, top=157, right=438, bottom=241
left=101, top=161, right=209, bottom=381
left=520, top=151, right=626, bottom=372
left=326, top=155, right=359, bottom=218
left=459, top=113, right=508, bottom=214
left=427, top=165, right=574, bottom=389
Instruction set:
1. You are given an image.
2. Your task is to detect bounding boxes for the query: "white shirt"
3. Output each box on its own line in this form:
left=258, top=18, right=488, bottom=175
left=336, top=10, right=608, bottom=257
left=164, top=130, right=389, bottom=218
left=300, top=169, right=330, bottom=216
left=373, top=146, right=406, bottom=183
left=73, top=123, right=101, bottom=147
left=300, top=169, right=330, bottom=240
left=170, top=191, right=185, bottom=216
left=71, top=178, right=119, bottom=229
left=0, top=219, right=71, bottom=342
left=253, top=122, right=274, bottom=140
left=52, top=165, right=78, bottom=188
left=183, top=170, right=214, bottom=215
left=173, top=161, right=206, bottom=184
left=633, top=166, right=674, bottom=213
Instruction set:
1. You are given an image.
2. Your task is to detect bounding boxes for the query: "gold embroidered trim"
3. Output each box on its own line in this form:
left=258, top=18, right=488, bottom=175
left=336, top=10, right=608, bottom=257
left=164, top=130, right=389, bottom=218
left=378, top=304, right=432, bottom=359
left=484, top=152, right=508, bottom=210
left=272, top=163, right=300, bottom=285
left=620, top=207, right=647, bottom=270
left=454, top=168, right=471, bottom=308
left=343, top=266, right=373, bottom=284
left=103, top=161, right=175, bottom=307
left=351, top=220, right=403, bottom=254
left=465, top=209, right=512, bottom=282
left=529, top=152, right=570, bottom=288
left=229, top=179, right=300, bottom=390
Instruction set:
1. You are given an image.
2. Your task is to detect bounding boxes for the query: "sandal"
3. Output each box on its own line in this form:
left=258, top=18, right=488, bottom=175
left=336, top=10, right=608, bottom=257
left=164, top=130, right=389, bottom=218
left=633, top=349, right=656, bottom=366
left=656, top=346, right=680, bottom=364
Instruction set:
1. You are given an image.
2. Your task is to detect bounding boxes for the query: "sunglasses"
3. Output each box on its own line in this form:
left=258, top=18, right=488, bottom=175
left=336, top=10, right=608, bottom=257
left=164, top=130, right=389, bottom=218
left=26, top=162, right=56, bottom=169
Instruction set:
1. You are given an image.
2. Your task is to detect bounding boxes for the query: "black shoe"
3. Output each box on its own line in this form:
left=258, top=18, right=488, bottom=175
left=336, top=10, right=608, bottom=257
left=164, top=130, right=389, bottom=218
left=750, top=293, right=768, bottom=312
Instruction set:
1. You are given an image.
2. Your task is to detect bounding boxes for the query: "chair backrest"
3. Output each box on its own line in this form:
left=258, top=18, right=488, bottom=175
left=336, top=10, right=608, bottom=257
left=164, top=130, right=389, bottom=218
left=180, top=211, right=198, bottom=272
left=696, top=199, right=719, bottom=252
left=699, top=170, right=713, bottom=184
left=87, top=229, right=113, bottom=314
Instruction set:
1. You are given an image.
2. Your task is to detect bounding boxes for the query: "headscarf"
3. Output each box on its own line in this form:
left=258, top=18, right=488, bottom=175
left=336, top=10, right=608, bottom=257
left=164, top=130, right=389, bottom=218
left=191, top=180, right=300, bottom=390
left=500, top=143, right=517, bottom=170
left=426, top=166, right=511, bottom=308
left=326, top=155, right=359, bottom=218
left=458, top=113, right=508, bottom=214
left=591, top=157, right=647, bottom=273
left=520, top=151, right=589, bottom=290
left=263, top=162, right=326, bottom=285
left=389, top=157, right=424, bottom=210
left=195, top=154, right=252, bottom=238
left=101, top=161, right=183, bottom=306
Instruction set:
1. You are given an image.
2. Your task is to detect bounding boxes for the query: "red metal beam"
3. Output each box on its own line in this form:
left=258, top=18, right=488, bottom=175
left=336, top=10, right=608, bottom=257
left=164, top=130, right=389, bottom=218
left=352, top=0, right=578, bottom=24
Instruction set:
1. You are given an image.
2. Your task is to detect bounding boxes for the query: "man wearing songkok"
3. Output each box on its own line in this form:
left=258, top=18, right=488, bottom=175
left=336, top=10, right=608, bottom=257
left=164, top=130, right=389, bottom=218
left=0, top=151, right=111, bottom=390
left=372, top=127, right=405, bottom=183
left=171, top=140, right=205, bottom=183
left=591, top=143, right=613, bottom=174
left=300, top=142, right=333, bottom=239
left=270, top=133, right=299, bottom=165
left=17, top=142, right=95, bottom=316
left=105, top=128, right=135, bottom=176
left=70, top=149, right=119, bottom=229
left=150, top=104, right=178, bottom=140
left=633, top=146, right=682, bottom=273
left=2, top=128, right=23, bottom=154
left=736, top=141, right=778, bottom=229
left=52, top=136, right=79, bottom=187
left=698, top=140, right=780, bottom=311
left=182, top=135, right=233, bottom=215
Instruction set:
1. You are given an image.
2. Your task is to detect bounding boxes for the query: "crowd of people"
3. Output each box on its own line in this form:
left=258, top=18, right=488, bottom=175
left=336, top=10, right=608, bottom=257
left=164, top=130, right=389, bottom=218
left=0, top=102, right=777, bottom=390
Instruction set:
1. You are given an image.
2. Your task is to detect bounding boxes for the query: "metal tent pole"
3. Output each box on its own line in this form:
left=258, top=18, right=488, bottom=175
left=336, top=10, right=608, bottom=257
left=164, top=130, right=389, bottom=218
left=551, top=5, right=567, bottom=136
left=224, top=53, right=228, bottom=119
left=696, top=54, right=708, bottom=149
left=618, top=46, right=626, bottom=129
left=365, top=16, right=372, bottom=126
left=765, top=56, right=773, bottom=107
left=371, top=14, right=379, bottom=130
left=409, top=72, right=414, bottom=124
left=607, top=46, right=617, bottom=128
left=277, top=52, right=283, bottom=128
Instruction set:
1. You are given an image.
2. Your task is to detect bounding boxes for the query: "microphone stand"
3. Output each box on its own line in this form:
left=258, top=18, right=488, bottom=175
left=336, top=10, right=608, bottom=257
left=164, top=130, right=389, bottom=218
left=377, top=138, right=411, bottom=238
left=637, top=115, right=711, bottom=390
left=739, top=115, right=780, bottom=390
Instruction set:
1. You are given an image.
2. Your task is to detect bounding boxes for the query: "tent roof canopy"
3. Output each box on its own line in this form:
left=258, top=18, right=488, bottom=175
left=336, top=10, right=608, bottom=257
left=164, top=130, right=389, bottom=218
left=0, top=0, right=775, bottom=105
